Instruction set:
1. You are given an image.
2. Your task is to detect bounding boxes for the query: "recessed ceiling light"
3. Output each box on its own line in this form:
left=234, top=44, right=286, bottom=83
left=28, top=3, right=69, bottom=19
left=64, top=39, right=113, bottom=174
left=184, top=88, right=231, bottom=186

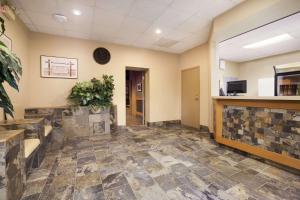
left=72, top=9, right=82, bottom=16
left=155, top=29, right=162, bottom=34
left=53, top=14, right=68, bottom=23
left=243, top=33, right=293, bottom=49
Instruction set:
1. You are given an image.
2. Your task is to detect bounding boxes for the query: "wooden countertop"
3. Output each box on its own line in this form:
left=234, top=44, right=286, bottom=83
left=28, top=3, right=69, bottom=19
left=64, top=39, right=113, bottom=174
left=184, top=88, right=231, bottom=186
left=0, top=118, right=44, bottom=126
left=213, top=96, right=300, bottom=101
left=0, top=130, right=24, bottom=142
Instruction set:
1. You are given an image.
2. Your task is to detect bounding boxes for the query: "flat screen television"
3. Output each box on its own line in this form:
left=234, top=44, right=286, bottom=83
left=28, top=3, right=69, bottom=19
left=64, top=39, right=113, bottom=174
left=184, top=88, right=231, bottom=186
left=227, top=80, right=247, bottom=95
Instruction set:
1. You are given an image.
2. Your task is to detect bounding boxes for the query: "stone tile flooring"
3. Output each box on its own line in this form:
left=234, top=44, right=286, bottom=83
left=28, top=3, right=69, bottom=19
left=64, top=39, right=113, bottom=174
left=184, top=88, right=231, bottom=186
left=21, top=125, right=300, bottom=200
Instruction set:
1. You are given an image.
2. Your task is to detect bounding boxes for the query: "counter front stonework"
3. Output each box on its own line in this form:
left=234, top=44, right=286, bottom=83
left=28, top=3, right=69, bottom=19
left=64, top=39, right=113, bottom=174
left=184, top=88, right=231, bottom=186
left=213, top=96, right=300, bottom=170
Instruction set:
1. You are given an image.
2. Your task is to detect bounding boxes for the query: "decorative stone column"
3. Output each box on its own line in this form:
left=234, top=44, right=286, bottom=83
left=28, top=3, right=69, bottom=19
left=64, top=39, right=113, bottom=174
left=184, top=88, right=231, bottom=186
left=0, top=130, right=25, bottom=200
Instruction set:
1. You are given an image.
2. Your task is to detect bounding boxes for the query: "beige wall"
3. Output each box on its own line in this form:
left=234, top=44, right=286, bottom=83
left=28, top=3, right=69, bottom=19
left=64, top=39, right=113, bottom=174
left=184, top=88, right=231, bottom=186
left=28, top=33, right=180, bottom=126
left=179, top=43, right=209, bottom=127
left=0, top=16, right=29, bottom=121
left=219, top=60, right=240, bottom=93
left=239, top=51, right=300, bottom=96
left=222, top=60, right=239, bottom=78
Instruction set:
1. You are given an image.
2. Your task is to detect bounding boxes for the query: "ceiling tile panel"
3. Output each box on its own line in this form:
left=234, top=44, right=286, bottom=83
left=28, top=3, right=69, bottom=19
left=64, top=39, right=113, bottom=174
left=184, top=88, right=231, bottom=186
left=58, top=3, right=94, bottom=33
left=90, top=31, right=116, bottom=43
left=37, top=25, right=65, bottom=36
left=19, top=0, right=58, bottom=14
left=170, top=0, right=204, bottom=14
left=95, top=0, right=134, bottom=15
left=59, top=0, right=96, bottom=7
left=153, top=8, right=193, bottom=29
left=177, top=13, right=212, bottom=34
left=15, top=9, right=32, bottom=25
left=119, top=17, right=150, bottom=34
left=93, top=8, right=125, bottom=30
left=114, top=29, right=141, bottom=42
left=65, top=30, right=91, bottom=40
left=26, top=12, right=64, bottom=29
left=128, top=0, right=169, bottom=22
left=14, top=0, right=244, bottom=53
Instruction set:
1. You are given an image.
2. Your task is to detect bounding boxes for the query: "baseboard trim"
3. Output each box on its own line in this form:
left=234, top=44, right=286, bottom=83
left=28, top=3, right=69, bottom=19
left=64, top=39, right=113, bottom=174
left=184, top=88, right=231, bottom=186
left=199, top=125, right=210, bottom=132
left=147, top=120, right=181, bottom=127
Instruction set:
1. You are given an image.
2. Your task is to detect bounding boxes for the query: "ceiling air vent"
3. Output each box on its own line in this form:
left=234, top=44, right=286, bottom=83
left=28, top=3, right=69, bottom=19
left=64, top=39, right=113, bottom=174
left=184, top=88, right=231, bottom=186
left=53, top=14, right=68, bottom=23
left=155, top=38, right=179, bottom=48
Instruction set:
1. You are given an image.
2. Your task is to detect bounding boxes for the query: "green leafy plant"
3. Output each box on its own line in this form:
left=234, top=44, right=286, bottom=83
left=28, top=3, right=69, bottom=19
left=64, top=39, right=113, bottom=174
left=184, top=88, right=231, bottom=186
left=68, top=75, right=114, bottom=111
left=0, top=10, right=22, bottom=119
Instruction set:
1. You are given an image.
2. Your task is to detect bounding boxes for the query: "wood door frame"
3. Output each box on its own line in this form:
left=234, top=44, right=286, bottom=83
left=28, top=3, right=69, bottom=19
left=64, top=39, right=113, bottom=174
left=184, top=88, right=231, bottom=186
left=125, top=67, right=148, bottom=125
left=181, top=66, right=200, bottom=128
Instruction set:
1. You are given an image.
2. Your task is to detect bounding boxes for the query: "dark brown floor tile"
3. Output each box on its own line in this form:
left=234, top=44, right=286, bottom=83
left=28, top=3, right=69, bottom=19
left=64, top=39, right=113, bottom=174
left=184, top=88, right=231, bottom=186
left=102, top=172, right=128, bottom=190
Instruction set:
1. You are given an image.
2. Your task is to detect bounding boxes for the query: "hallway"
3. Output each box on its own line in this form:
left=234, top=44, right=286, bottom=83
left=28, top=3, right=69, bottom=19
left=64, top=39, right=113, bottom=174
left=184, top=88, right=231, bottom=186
left=126, top=108, right=143, bottom=126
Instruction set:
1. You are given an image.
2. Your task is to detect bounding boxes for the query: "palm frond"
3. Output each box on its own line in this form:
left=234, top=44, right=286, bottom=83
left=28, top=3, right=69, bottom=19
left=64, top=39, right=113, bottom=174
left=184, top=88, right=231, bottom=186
left=0, top=17, right=22, bottom=118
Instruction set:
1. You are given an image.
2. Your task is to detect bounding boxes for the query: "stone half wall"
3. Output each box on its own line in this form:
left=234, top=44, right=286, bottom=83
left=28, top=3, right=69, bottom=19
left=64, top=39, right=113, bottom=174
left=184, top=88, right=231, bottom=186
left=222, top=106, right=300, bottom=160
left=0, top=132, right=25, bottom=200
left=62, top=107, right=110, bottom=138
left=25, top=106, right=118, bottom=144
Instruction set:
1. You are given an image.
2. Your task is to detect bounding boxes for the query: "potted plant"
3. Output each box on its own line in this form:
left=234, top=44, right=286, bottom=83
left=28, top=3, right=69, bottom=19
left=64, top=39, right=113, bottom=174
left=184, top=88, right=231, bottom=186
left=68, top=75, right=114, bottom=113
left=0, top=3, right=22, bottom=120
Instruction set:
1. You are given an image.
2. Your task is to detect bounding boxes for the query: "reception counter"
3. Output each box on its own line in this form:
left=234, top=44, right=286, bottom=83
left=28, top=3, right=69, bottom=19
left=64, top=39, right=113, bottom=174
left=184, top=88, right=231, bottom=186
left=213, top=96, right=300, bottom=170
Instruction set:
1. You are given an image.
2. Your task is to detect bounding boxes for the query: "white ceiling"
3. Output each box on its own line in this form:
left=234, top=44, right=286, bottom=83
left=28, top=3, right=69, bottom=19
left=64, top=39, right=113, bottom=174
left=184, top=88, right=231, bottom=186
left=218, top=12, right=300, bottom=62
left=12, top=0, right=243, bottom=53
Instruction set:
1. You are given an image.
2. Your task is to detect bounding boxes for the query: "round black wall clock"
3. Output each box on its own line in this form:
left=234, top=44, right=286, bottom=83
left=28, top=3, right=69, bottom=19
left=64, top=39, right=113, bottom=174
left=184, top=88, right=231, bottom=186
left=93, top=47, right=111, bottom=65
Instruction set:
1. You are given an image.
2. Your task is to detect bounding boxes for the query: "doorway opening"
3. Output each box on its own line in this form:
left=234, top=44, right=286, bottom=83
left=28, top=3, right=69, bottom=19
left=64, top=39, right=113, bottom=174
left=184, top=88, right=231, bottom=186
left=126, top=67, right=148, bottom=126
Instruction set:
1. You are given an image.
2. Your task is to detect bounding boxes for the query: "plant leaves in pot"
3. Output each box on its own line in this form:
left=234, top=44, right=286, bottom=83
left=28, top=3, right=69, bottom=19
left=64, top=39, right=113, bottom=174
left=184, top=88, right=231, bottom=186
left=68, top=75, right=115, bottom=113
left=0, top=10, right=22, bottom=120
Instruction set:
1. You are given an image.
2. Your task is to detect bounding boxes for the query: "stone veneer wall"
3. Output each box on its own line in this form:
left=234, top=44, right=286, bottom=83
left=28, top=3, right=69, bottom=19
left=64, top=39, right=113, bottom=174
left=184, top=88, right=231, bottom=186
left=25, top=106, right=117, bottom=142
left=25, top=107, right=68, bottom=128
left=222, top=106, right=300, bottom=159
left=0, top=132, right=25, bottom=200
left=62, top=107, right=110, bottom=139
left=0, top=119, right=45, bottom=142
left=24, top=107, right=69, bottom=151
left=0, top=119, right=47, bottom=171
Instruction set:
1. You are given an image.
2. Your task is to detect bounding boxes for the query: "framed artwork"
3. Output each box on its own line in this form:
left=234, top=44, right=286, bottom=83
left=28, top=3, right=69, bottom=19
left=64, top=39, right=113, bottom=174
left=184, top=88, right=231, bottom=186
left=40, top=55, right=78, bottom=79
left=137, top=83, right=142, bottom=92
left=0, top=34, right=12, bottom=50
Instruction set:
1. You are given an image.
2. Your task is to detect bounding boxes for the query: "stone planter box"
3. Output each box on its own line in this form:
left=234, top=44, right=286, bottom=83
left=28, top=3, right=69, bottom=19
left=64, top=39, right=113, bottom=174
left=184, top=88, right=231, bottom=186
left=62, top=106, right=110, bottom=139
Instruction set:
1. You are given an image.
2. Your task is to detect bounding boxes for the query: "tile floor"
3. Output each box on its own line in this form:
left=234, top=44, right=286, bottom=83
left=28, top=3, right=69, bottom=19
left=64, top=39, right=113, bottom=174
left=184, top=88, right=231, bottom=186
left=22, top=125, right=300, bottom=200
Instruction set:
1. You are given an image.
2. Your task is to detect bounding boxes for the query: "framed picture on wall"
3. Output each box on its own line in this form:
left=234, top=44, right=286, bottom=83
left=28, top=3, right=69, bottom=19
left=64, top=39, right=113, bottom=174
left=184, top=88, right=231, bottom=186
left=40, top=55, right=78, bottom=79
left=0, top=34, right=12, bottom=50
left=137, top=83, right=142, bottom=92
